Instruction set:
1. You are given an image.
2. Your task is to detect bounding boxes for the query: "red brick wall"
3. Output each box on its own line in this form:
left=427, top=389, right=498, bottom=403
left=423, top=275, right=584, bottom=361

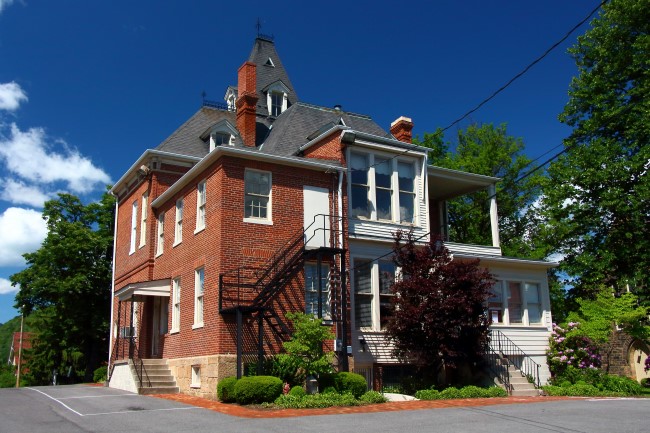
left=303, top=132, right=345, bottom=163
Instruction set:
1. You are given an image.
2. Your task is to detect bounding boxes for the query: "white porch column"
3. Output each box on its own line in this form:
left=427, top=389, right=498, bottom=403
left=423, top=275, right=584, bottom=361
left=488, top=184, right=500, bottom=248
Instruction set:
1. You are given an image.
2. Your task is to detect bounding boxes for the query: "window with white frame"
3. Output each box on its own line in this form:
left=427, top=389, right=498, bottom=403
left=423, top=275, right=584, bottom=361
left=196, top=181, right=206, bottom=232
left=210, top=132, right=231, bottom=150
left=194, top=267, right=204, bottom=327
left=350, top=153, right=370, bottom=218
left=244, top=169, right=271, bottom=221
left=171, top=277, right=181, bottom=332
left=270, top=91, right=284, bottom=116
left=156, top=212, right=165, bottom=256
left=191, top=365, right=201, bottom=388
left=174, top=199, right=183, bottom=245
left=353, top=258, right=396, bottom=330
left=139, top=192, right=148, bottom=247
left=305, top=263, right=331, bottom=320
left=349, top=151, right=417, bottom=224
left=130, top=200, right=138, bottom=254
left=489, top=280, right=543, bottom=326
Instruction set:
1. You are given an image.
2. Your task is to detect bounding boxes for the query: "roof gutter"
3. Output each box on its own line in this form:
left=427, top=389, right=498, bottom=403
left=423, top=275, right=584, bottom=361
left=297, top=125, right=349, bottom=154
left=348, top=130, right=431, bottom=153
left=151, top=146, right=343, bottom=209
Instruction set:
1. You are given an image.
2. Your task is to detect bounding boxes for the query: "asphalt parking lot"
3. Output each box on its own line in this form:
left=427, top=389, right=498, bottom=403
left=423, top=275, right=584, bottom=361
left=1, top=384, right=648, bottom=433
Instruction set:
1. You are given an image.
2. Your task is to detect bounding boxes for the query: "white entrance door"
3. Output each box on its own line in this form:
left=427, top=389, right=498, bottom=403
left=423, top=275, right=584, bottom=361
left=303, top=186, right=330, bottom=249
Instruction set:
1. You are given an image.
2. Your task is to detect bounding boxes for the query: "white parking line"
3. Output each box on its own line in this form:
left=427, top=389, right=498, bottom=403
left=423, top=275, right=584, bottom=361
left=27, top=387, right=85, bottom=417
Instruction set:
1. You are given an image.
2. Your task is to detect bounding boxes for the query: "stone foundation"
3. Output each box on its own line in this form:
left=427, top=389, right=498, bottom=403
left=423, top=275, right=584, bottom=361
left=167, top=355, right=237, bottom=399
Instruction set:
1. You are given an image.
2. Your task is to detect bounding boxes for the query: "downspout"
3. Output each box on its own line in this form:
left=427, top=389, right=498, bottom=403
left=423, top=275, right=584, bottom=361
left=107, top=194, right=119, bottom=379
left=337, top=169, right=349, bottom=372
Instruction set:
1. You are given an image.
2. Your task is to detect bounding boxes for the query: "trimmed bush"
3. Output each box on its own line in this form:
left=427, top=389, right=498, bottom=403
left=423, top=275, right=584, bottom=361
left=217, top=377, right=238, bottom=403
left=321, top=386, right=338, bottom=394
left=439, top=387, right=463, bottom=399
left=93, top=366, right=107, bottom=383
left=334, top=372, right=368, bottom=398
left=289, top=385, right=306, bottom=397
left=486, top=386, right=508, bottom=397
left=234, top=376, right=283, bottom=405
left=273, top=392, right=360, bottom=409
left=416, top=385, right=506, bottom=400
left=415, top=388, right=441, bottom=399
left=360, top=390, right=388, bottom=404
left=458, top=385, right=485, bottom=399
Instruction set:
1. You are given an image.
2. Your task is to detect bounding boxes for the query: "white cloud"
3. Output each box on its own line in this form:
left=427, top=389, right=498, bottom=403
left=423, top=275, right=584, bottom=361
left=0, top=277, right=18, bottom=295
left=0, top=81, right=27, bottom=111
left=0, top=123, right=111, bottom=194
left=0, top=179, right=52, bottom=207
left=0, top=207, right=47, bottom=266
left=0, top=0, right=15, bottom=14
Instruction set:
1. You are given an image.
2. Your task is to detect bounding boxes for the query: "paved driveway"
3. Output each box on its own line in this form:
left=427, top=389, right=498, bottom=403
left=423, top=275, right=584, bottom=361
left=0, top=385, right=647, bottom=433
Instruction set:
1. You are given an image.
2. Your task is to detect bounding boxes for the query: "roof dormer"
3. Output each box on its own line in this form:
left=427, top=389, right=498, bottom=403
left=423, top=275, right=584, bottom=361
left=200, top=120, right=238, bottom=152
left=224, top=86, right=238, bottom=112
left=264, top=81, right=290, bottom=117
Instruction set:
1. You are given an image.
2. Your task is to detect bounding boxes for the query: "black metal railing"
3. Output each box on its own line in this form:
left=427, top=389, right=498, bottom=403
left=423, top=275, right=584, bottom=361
left=485, top=346, right=511, bottom=393
left=130, top=337, right=151, bottom=389
left=202, top=99, right=231, bottom=111
left=489, top=329, right=541, bottom=388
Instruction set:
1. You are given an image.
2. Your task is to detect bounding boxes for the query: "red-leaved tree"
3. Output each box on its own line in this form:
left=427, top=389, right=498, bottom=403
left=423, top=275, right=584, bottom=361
left=386, top=231, right=494, bottom=384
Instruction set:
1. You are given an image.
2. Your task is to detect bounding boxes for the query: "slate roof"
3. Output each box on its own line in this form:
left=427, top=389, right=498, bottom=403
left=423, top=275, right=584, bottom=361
left=260, top=102, right=389, bottom=156
left=247, top=37, right=298, bottom=119
left=155, top=107, right=239, bottom=157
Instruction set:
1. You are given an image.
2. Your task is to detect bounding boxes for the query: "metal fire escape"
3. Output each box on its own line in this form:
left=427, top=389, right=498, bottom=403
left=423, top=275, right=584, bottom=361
left=219, top=214, right=347, bottom=378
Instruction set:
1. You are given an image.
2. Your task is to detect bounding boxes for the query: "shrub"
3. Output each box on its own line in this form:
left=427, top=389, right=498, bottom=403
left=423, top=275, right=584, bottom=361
left=234, top=376, right=283, bottom=405
left=321, top=386, right=338, bottom=394
left=599, top=374, right=642, bottom=395
left=273, top=392, right=359, bottom=409
left=439, top=387, right=463, bottom=399
left=318, top=372, right=336, bottom=390
left=415, top=389, right=441, bottom=400
left=93, top=366, right=107, bottom=383
left=217, top=377, right=238, bottom=403
left=641, top=378, right=650, bottom=388
left=360, top=390, right=388, bottom=404
left=334, top=372, right=368, bottom=398
left=458, top=385, right=484, bottom=398
left=289, top=385, right=306, bottom=397
left=486, top=386, right=508, bottom=397
left=550, top=366, right=642, bottom=395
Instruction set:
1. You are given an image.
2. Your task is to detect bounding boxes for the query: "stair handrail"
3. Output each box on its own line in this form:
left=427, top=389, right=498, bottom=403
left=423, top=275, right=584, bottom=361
left=485, top=346, right=512, bottom=394
left=489, top=329, right=541, bottom=388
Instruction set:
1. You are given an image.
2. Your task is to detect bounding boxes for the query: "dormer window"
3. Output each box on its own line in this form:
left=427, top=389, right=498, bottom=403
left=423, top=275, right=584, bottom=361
left=202, top=120, right=238, bottom=152
left=265, top=57, right=275, bottom=67
left=270, top=92, right=283, bottom=117
left=224, top=86, right=238, bottom=112
left=264, top=81, right=290, bottom=117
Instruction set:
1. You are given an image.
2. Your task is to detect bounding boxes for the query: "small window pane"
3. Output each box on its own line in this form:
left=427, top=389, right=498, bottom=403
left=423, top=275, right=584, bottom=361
left=507, top=282, right=523, bottom=324
left=350, top=153, right=368, bottom=185
left=375, top=158, right=392, bottom=189
left=399, top=192, right=415, bottom=223
left=376, top=189, right=392, bottom=220
left=398, top=162, right=414, bottom=192
left=379, top=261, right=396, bottom=330
left=525, top=283, right=542, bottom=324
left=354, top=260, right=372, bottom=328
left=351, top=185, right=369, bottom=218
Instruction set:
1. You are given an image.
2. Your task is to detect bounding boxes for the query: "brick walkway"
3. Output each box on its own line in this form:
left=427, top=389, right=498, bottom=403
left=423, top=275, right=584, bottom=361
left=152, top=394, right=574, bottom=418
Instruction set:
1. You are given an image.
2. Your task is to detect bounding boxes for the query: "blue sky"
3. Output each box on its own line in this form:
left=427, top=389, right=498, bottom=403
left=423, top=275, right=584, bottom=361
left=0, top=0, right=600, bottom=323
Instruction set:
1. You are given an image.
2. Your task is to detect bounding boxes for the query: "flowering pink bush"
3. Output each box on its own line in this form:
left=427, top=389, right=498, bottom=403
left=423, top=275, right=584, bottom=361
left=547, top=322, right=601, bottom=377
left=645, top=355, right=650, bottom=372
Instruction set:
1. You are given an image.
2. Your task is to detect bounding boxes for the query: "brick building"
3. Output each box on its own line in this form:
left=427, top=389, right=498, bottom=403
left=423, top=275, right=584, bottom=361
left=108, top=37, right=556, bottom=397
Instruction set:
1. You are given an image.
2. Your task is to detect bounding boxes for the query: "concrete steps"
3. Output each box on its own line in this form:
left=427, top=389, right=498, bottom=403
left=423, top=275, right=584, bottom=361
left=133, top=359, right=179, bottom=395
left=506, top=364, right=539, bottom=397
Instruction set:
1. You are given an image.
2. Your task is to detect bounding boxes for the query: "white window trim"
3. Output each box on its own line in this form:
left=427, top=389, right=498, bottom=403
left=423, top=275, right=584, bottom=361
left=348, top=149, right=419, bottom=226
left=171, top=277, right=180, bottom=333
left=243, top=168, right=273, bottom=225
left=195, top=181, right=206, bottom=234
left=490, top=279, right=546, bottom=327
left=129, top=200, right=138, bottom=254
left=139, top=192, right=148, bottom=248
left=190, top=365, right=201, bottom=388
left=265, top=82, right=289, bottom=117
left=156, top=212, right=165, bottom=257
left=351, top=257, right=396, bottom=332
left=193, top=267, right=204, bottom=329
left=174, top=199, right=183, bottom=246
left=304, top=263, right=332, bottom=321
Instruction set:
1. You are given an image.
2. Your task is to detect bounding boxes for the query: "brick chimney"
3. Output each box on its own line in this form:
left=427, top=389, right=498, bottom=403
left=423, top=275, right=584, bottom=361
left=390, top=116, right=414, bottom=143
left=236, top=61, right=259, bottom=147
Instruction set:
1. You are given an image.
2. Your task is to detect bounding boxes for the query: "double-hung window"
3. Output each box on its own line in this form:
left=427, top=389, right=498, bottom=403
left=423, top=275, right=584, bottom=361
left=194, top=268, right=204, bottom=327
left=196, top=181, right=206, bottom=232
left=139, top=192, right=148, bottom=247
left=270, top=92, right=283, bottom=116
left=174, top=199, right=183, bottom=245
left=398, top=162, right=415, bottom=224
left=244, top=170, right=271, bottom=221
left=353, top=258, right=396, bottom=331
left=129, top=200, right=138, bottom=254
left=156, top=212, right=165, bottom=256
left=375, top=158, right=393, bottom=221
left=350, top=153, right=370, bottom=218
left=305, top=263, right=331, bottom=321
left=349, top=151, right=417, bottom=224
left=490, top=280, right=544, bottom=326
left=171, top=277, right=181, bottom=332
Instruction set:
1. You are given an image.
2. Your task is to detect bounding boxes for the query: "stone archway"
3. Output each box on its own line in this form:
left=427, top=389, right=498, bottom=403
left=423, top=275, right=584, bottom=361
left=628, top=340, right=650, bottom=382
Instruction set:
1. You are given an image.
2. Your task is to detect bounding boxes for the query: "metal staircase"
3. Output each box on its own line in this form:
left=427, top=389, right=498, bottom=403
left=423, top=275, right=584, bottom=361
left=487, top=329, right=541, bottom=396
left=219, top=214, right=346, bottom=378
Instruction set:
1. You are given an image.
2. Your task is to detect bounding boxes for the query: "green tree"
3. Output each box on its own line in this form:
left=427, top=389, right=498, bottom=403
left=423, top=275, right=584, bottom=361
left=276, top=312, right=334, bottom=384
left=11, top=191, right=115, bottom=384
left=415, top=123, right=548, bottom=260
left=386, top=232, right=494, bottom=386
left=543, top=0, right=650, bottom=300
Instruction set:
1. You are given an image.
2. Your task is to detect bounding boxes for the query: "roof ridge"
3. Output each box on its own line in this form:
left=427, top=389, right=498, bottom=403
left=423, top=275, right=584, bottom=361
left=294, top=102, right=373, bottom=120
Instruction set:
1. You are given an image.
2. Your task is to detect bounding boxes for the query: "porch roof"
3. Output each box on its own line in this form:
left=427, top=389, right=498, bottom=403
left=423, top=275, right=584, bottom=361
left=115, top=279, right=171, bottom=302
